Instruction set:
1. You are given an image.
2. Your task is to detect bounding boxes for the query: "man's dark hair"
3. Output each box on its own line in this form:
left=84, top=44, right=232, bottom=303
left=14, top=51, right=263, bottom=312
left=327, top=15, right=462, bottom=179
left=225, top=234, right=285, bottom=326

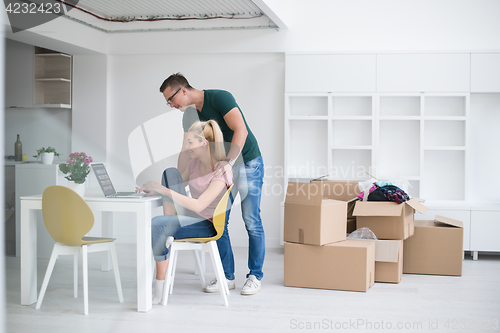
left=159, top=72, right=193, bottom=93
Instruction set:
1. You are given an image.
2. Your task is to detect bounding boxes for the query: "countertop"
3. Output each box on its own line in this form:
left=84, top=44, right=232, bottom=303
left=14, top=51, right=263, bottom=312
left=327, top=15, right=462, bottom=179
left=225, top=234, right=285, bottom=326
left=4, top=160, right=64, bottom=166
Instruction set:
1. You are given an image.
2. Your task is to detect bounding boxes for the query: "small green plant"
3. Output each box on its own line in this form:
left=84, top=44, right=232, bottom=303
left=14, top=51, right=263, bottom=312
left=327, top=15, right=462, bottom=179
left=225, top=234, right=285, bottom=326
left=33, top=146, right=61, bottom=159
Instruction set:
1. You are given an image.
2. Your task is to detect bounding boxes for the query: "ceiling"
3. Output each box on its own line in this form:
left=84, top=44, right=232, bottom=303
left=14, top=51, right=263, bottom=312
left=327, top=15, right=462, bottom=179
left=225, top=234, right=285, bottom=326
left=62, top=0, right=286, bottom=33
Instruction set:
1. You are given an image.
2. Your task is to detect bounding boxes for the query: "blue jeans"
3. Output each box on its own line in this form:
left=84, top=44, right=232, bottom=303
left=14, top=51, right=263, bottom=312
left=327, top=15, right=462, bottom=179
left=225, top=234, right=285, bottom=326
left=152, top=215, right=216, bottom=262
left=152, top=168, right=216, bottom=262
left=217, top=155, right=265, bottom=281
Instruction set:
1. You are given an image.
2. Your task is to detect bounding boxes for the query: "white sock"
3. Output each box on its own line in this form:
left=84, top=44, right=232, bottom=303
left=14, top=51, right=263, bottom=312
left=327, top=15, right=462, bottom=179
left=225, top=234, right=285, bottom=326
left=153, top=279, right=165, bottom=305
left=165, top=236, right=174, bottom=248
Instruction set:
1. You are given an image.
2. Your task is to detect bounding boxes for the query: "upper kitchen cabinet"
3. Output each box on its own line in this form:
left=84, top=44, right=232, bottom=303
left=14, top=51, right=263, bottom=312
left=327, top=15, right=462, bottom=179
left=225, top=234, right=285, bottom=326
left=5, top=39, right=34, bottom=108
left=377, top=54, right=470, bottom=93
left=471, top=53, right=500, bottom=92
left=34, top=47, right=72, bottom=108
left=285, top=54, right=377, bottom=93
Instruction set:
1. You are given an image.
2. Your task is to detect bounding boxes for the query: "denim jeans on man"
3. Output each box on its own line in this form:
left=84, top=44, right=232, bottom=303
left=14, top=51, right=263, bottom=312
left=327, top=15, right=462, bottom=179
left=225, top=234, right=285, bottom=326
left=216, top=155, right=265, bottom=280
left=151, top=168, right=216, bottom=262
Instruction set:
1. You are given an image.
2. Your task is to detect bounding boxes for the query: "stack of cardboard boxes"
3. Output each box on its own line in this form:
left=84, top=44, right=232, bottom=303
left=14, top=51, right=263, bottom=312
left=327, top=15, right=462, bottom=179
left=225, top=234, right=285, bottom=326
left=284, top=180, right=465, bottom=292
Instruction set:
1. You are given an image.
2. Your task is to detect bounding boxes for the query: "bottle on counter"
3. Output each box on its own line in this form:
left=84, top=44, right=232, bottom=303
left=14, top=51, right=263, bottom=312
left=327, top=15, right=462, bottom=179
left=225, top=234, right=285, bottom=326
left=14, top=134, right=22, bottom=161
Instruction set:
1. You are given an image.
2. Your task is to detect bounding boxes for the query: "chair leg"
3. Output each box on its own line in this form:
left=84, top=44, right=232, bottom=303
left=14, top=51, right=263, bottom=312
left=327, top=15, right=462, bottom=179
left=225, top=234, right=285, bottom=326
left=36, top=244, right=60, bottom=310
left=192, top=250, right=206, bottom=288
left=109, top=243, right=124, bottom=303
left=208, top=241, right=229, bottom=306
left=162, top=246, right=176, bottom=306
left=169, top=248, right=179, bottom=295
left=73, top=253, right=78, bottom=298
left=82, top=245, right=89, bottom=315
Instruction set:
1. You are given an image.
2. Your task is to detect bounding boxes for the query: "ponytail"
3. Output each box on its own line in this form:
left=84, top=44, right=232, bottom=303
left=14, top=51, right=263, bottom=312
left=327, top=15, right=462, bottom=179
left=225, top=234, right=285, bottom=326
left=188, top=120, right=226, bottom=163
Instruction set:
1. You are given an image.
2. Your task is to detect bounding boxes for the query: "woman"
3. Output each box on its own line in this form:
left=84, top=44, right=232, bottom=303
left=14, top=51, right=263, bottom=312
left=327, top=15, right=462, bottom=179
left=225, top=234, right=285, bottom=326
left=137, top=120, right=232, bottom=304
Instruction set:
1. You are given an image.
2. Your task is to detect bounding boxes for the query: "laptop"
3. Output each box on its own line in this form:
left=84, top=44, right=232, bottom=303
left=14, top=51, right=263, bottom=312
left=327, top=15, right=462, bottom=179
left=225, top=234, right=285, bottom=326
left=91, top=163, right=146, bottom=198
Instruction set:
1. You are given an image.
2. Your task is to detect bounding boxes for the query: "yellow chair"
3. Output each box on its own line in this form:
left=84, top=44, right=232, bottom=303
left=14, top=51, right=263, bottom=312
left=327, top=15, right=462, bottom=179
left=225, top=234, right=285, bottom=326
left=162, top=185, right=233, bottom=306
left=36, top=185, right=124, bottom=315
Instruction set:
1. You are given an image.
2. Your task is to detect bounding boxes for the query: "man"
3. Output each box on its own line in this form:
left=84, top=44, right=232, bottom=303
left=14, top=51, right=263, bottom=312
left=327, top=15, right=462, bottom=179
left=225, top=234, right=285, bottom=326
left=159, top=73, right=265, bottom=295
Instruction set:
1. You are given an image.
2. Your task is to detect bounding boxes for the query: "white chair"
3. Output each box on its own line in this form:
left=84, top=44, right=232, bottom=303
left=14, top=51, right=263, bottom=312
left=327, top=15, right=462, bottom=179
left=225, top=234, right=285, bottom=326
left=36, top=185, right=123, bottom=315
left=162, top=185, right=233, bottom=306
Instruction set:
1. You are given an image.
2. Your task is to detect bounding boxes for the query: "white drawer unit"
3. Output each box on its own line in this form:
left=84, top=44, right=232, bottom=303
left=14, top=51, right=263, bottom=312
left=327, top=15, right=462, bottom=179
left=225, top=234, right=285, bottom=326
left=470, top=209, right=500, bottom=253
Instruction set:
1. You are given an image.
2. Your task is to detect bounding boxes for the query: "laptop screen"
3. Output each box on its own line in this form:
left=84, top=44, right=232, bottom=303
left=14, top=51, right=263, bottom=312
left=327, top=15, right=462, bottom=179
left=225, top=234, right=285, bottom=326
left=91, top=163, right=117, bottom=197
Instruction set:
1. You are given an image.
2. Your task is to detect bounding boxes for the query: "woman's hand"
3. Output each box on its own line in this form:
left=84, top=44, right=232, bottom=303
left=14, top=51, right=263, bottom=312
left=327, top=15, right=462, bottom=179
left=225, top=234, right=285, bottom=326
left=136, top=181, right=169, bottom=197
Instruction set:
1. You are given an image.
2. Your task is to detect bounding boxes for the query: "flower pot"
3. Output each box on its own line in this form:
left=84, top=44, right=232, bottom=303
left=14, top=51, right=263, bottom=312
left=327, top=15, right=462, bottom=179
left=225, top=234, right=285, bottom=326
left=41, top=152, right=54, bottom=165
left=67, top=180, right=86, bottom=197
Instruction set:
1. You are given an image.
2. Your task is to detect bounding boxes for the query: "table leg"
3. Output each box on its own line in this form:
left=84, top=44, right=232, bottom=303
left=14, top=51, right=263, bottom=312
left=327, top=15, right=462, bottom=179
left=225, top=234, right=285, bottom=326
left=137, top=203, right=152, bottom=312
left=101, top=211, right=113, bottom=271
left=21, top=202, right=38, bottom=305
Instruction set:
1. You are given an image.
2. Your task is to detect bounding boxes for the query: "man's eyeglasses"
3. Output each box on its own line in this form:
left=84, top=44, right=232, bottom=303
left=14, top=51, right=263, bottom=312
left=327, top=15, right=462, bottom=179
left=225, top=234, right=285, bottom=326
left=166, top=87, right=181, bottom=106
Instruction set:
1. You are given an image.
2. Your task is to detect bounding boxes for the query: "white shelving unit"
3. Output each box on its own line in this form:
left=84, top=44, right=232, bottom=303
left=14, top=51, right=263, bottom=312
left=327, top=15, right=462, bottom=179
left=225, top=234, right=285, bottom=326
left=284, top=93, right=469, bottom=203
left=34, top=52, right=72, bottom=108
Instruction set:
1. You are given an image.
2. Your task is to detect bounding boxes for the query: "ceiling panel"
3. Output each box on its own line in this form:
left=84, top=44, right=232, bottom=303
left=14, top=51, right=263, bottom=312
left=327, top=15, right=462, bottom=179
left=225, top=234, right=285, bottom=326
left=62, top=0, right=281, bottom=32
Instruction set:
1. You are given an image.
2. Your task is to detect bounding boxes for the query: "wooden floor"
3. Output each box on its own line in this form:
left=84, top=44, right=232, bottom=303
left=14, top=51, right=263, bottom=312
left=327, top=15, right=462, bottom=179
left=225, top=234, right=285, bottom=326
left=5, top=245, right=500, bottom=333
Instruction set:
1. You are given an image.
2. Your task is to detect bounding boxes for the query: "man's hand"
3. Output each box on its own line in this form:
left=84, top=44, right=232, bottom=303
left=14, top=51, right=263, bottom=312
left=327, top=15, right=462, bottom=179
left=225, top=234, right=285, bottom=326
left=214, top=160, right=232, bottom=177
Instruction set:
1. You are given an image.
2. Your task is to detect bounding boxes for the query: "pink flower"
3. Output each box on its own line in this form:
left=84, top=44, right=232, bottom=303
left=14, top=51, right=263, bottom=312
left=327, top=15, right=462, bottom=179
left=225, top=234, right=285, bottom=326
left=69, top=160, right=75, bottom=165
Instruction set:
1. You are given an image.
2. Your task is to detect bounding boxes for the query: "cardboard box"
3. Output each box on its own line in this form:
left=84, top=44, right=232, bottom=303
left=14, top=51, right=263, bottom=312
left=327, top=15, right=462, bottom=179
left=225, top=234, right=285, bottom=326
left=284, top=182, right=347, bottom=245
left=403, top=215, right=463, bottom=276
left=353, top=199, right=428, bottom=240
left=350, top=238, right=403, bottom=283
left=346, top=218, right=357, bottom=234
left=310, top=179, right=359, bottom=218
left=284, top=240, right=375, bottom=292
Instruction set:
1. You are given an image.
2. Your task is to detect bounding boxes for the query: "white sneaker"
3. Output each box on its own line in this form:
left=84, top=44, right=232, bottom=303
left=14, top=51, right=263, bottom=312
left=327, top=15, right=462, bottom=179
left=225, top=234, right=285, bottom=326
left=241, top=275, right=261, bottom=295
left=204, top=278, right=235, bottom=293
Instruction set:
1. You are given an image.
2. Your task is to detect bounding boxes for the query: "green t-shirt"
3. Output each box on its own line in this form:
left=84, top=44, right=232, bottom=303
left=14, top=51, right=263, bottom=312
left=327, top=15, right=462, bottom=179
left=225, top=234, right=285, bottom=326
left=182, top=89, right=261, bottom=163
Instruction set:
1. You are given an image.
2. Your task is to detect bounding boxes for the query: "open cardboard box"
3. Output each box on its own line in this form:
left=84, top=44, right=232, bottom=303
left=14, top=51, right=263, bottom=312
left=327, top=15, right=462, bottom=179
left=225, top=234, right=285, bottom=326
left=350, top=238, right=403, bottom=283
left=284, top=240, right=375, bottom=292
left=310, top=179, right=360, bottom=218
left=353, top=198, right=428, bottom=240
left=284, top=182, right=347, bottom=246
left=403, top=215, right=464, bottom=276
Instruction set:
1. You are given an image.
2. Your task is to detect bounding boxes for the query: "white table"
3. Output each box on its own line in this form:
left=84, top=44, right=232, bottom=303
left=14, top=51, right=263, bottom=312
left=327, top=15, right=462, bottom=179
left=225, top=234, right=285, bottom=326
left=20, top=191, right=162, bottom=312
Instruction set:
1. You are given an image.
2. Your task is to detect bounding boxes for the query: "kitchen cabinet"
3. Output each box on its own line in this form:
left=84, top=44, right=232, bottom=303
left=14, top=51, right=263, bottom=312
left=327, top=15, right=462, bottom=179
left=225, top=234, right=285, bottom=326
left=4, top=39, right=34, bottom=108
left=34, top=50, right=72, bottom=108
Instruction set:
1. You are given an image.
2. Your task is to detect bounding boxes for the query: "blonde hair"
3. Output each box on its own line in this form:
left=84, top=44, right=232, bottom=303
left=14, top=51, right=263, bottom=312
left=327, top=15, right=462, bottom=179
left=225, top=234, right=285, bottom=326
left=188, top=120, right=226, bottom=163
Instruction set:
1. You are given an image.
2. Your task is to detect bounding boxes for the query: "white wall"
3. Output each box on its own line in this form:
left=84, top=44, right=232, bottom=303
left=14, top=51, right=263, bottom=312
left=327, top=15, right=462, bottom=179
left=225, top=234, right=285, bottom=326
left=72, top=54, right=108, bottom=163
left=107, top=53, right=285, bottom=246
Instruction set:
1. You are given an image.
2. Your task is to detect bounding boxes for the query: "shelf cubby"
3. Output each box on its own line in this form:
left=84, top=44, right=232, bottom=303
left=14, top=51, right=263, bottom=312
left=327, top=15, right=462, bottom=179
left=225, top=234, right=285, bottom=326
left=380, top=96, right=420, bottom=116
left=332, top=96, right=372, bottom=116
left=424, top=120, right=465, bottom=147
left=379, top=120, right=420, bottom=177
left=289, top=96, right=328, bottom=116
left=425, top=96, right=466, bottom=117
left=331, top=149, right=372, bottom=180
left=33, top=50, right=72, bottom=108
left=332, top=120, right=372, bottom=146
left=288, top=120, right=328, bottom=178
left=423, top=150, right=465, bottom=201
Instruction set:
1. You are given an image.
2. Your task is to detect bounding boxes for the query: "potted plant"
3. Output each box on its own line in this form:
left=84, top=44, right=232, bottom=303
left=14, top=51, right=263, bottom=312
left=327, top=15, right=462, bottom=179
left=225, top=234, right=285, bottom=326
left=59, top=152, right=93, bottom=197
left=33, top=146, right=61, bottom=165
